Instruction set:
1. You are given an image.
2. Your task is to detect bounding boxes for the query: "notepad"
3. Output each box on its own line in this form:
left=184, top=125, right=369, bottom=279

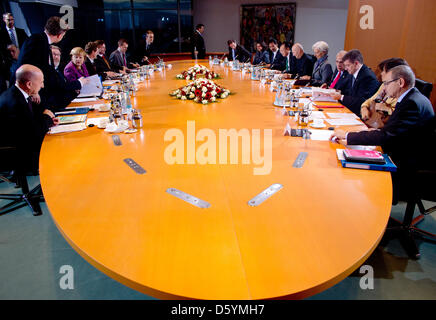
left=48, top=123, right=87, bottom=134
left=58, top=114, right=87, bottom=125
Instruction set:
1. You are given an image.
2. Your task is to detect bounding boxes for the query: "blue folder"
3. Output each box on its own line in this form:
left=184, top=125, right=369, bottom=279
left=55, top=107, right=90, bottom=116
left=338, top=151, right=397, bottom=172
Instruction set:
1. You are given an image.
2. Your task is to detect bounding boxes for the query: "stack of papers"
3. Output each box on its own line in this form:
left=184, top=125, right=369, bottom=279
left=77, top=75, right=103, bottom=98
left=326, top=113, right=358, bottom=119
left=49, top=123, right=87, bottom=134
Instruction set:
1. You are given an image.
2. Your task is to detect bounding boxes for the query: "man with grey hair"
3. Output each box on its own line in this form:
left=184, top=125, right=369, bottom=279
left=0, top=64, right=58, bottom=172
left=333, top=65, right=434, bottom=173
left=329, top=49, right=379, bottom=116
left=288, top=43, right=314, bottom=77
left=322, top=50, right=351, bottom=95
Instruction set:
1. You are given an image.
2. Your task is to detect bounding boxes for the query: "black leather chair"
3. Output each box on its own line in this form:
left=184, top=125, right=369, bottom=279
left=0, top=146, right=43, bottom=216
left=382, top=117, right=436, bottom=259
left=415, top=78, right=433, bottom=99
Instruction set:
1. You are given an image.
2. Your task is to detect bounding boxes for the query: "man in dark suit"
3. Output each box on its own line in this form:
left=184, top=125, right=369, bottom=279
left=95, top=40, right=116, bottom=74
left=322, top=50, right=351, bottom=96
left=334, top=65, right=434, bottom=167
left=330, top=49, right=379, bottom=117
left=50, top=45, right=81, bottom=107
left=267, top=39, right=285, bottom=71
left=109, top=39, right=139, bottom=73
left=1, top=13, right=28, bottom=50
left=191, top=24, right=206, bottom=59
left=287, top=43, right=314, bottom=77
left=279, top=42, right=292, bottom=73
left=135, top=30, right=155, bottom=64
left=333, top=65, right=435, bottom=201
left=13, top=16, right=83, bottom=110
left=227, top=40, right=251, bottom=63
left=0, top=65, right=58, bottom=172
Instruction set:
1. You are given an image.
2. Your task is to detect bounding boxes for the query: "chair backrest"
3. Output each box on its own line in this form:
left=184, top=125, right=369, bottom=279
left=415, top=78, right=433, bottom=99
left=0, top=146, right=18, bottom=172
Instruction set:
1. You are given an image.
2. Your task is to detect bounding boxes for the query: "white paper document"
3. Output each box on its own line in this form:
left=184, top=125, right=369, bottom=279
left=310, top=111, right=326, bottom=119
left=48, top=123, right=87, bottom=134
left=326, top=112, right=359, bottom=119
left=308, top=129, right=334, bottom=141
left=325, top=118, right=363, bottom=126
left=72, top=97, right=99, bottom=103
left=77, top=75, right=103, bottom=97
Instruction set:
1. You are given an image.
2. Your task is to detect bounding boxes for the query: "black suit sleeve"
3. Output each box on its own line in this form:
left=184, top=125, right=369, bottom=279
left=347, top=99, right=421, bottom=146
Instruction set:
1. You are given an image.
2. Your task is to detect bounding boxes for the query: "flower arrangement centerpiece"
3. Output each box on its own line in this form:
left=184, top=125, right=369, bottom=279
left=176, top=64, right=220, bottom=80
left=170, top=78, right=230, bottom=104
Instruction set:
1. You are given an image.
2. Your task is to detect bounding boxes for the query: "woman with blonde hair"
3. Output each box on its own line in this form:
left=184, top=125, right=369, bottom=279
left=64, top=47, right=89, bottom=82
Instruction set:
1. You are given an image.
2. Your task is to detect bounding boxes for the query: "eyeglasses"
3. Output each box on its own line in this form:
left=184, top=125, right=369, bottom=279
left=382, top=78, right=400, bottom=86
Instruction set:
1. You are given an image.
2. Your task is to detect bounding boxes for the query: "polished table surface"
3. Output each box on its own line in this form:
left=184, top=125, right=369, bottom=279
left=39, top=60, right=392, bottom=299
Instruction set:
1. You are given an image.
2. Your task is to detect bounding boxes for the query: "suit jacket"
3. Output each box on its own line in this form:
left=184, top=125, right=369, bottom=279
left=0, top=85, right=53, bottom=172
left=0, top=27, right=28, bottom=49
left=341, top=64, right=379, bottom=116
left=14, top=32, right=75, bottom=110
left=288, top=53, right=314, bottom=77
left=135, top=40, right=155, bottom=63
left=253, top=50, right=270, bottom=65
left=95, top=54, right=113, bottom=73
left=191, top=31, right=205, bottom=59
left=269, top=50, right=285, bottom=71
left=329, top=69, right=352, bottom=96
left=347, top=87, right=435, bottom=171
left=228, top=45, right=251, bottom=63
left=63, top=61, right=89, bottom=82
left=109, top=49, right=134, bottom=72
left=85, top=56, right=108, bottom=80
left=311, top=55, right=333, bottom=87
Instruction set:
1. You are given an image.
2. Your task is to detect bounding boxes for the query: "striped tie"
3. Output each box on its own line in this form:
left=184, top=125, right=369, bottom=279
left=9, top=29, right=17, bottom=47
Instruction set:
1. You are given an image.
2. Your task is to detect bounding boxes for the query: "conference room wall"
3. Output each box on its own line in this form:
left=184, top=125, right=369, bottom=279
left=345, top=0, right=436, bottom=107
left=193, top=0, right=348, bottom=66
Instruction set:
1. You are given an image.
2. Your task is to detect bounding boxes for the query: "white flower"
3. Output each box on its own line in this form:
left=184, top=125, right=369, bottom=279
left=189, top=93, right=195, bottom=99
left=211, top=90, right=217, bottom=96
left=202, top=87, right=208, bottom=92
left=194, top=97, right=199, bottom=102
left=181, top=96, right=187, bottom=100
left=202, top=100, right=208, bottom=104
left=211, top=97, right=216, bottom=102
left=186, top=76, right=190, bottom=80
left=221, top=93, right=227, bottom=99
left=202, top=92, right=206, bottom=98
left=176, top=94, right=181, bottom=98
left=191, top=87, right=195, bottom=92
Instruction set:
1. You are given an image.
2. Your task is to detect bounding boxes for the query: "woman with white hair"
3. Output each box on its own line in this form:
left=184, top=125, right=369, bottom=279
left=301, top=41, right=333, bottom=86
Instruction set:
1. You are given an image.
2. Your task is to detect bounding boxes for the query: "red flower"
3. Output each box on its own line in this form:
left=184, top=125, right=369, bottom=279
left=205, top=92, right=212, bottom=100
left=195, top=89, right=202, bottom=97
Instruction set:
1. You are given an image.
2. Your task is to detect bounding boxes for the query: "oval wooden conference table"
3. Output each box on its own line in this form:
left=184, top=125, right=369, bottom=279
left=40, top=60, right=392, bottom=300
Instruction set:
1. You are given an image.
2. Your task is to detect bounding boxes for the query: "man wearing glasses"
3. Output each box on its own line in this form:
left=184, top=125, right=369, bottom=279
left=329, top=49, right=379, bottom=116
left=333, top=65, right=434, bottom=168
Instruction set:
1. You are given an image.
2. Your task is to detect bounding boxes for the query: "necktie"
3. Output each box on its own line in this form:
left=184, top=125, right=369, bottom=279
left=27, top=97, right=33, bottom=114
left=286, top=56, right=289, bottom=72
left=330, top=71, right=341, bottom=89
left=232, top=49, right=235, bottom=61
left=102, top=55, right=111, bottom=69
left=9, top=29, right=17, bottom=47
left=123, top=53, right=127, bottom=67
left=351, top=76, right=356, bottom=89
